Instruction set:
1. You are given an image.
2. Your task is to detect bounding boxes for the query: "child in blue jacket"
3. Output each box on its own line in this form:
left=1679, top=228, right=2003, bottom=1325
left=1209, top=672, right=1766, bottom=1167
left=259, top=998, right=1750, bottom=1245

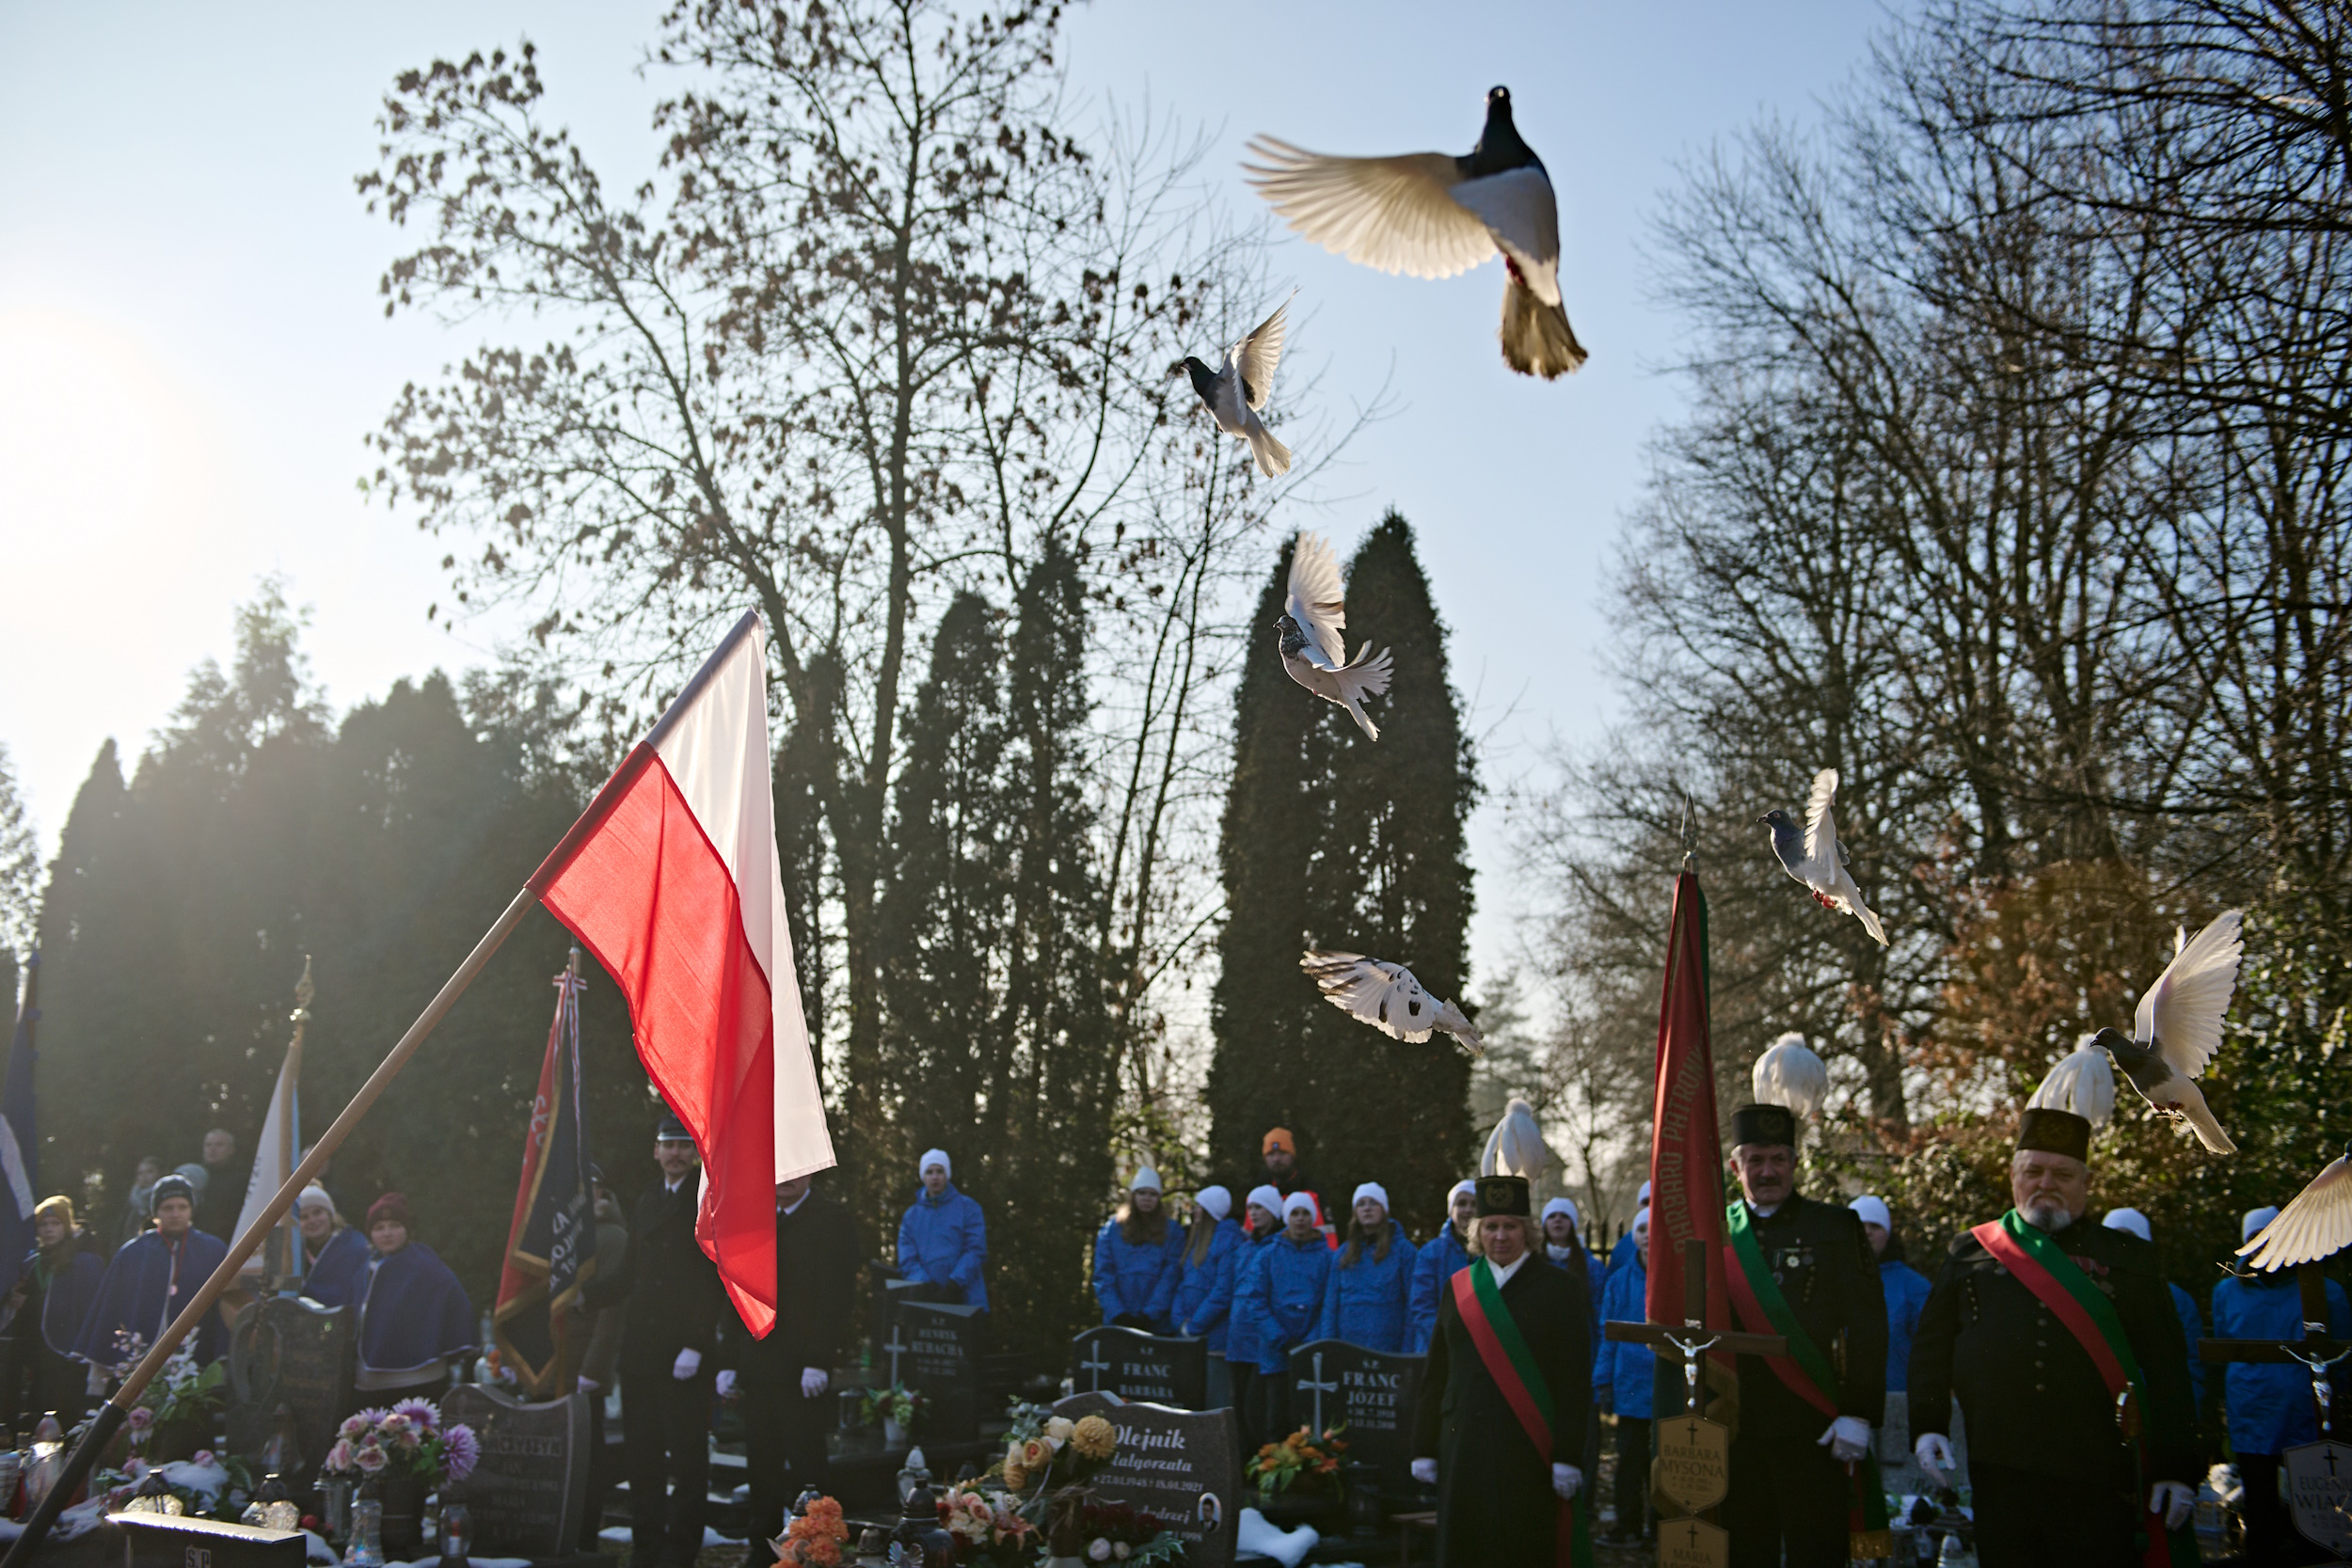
left=1595, top=1212, right=1655, bottom=1544
left=1092, top=1166, right=1186, bottom=1330
left=897, top=1148, right=988, bottom=1310
left=1221, top=1186, right=1282, bottom=1446
left=1244, top=1193, right=1334, bottom=1439
left=1407, top=1180, right=1476, bottom=1353
left=1317, top=1182, right=1414, bottom=1352
left=1172, top=1186, right=1244, bottom=1406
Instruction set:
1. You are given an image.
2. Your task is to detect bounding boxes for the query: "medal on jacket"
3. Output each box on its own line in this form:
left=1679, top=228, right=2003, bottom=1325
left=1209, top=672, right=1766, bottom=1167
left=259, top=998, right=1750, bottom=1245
left=2115, top=1386, right=2140, bottom=1439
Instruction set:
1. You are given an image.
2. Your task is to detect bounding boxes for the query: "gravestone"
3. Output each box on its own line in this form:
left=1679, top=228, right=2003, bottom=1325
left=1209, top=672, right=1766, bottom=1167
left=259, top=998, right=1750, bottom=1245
left=1069, top=1327, right=1207, bottom=1409
left=225, top=1296, right=355, bottom=1483
left=1052, top=1391, right=1241, bottom=1568
left=2285, top=1440, right=2352, bottom=1556
left=112, top=1511, right=306, bottom=1568
left=894, top=1299, right=983, bottom=1443
left=440, top=1385, right=590, bottom=1558
left=1283, top=1339, right=1424, bottom=1495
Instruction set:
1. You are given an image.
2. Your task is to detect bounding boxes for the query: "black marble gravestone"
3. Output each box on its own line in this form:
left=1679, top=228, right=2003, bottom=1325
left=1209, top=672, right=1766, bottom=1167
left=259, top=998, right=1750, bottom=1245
left=1285, top=1339, right=1425, bottom=1495
left=225, top=1296, right=356, bottom=1484
left=1052, top=1391, right=1241, bottom=1568
left=1068, top=1327, right=1208, bottom=1409
left=891, top=1299, right=983, bottom=1444
left=439, top=1385, right=591, bottom=1558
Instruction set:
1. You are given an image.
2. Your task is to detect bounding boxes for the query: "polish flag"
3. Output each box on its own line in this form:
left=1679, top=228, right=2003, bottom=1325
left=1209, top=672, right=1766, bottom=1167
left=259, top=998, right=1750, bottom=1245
left=528, top=610, right=834, bottom=1336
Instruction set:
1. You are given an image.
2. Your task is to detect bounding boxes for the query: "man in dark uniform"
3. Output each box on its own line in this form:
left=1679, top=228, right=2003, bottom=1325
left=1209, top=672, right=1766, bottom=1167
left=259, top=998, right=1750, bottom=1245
left=1410, top=1174, right=1592, bottom=1565
left=719, top=1170, right=859, bottom=1568
left=581, top=1115, right=726, bottom=1568
left=1718, top=1102, right=1887, bottom=1568
left=1908, top=1108, right=2197, bottom=1567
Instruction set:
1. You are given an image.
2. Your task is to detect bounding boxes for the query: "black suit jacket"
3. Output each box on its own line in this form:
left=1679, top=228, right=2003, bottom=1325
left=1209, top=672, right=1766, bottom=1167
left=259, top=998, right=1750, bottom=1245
left=1728, top=1194, right=1888, bottom=1432
left=584, top=1178, right=726, bottom=1376
left=723, top=1188, right=860, bottom=1383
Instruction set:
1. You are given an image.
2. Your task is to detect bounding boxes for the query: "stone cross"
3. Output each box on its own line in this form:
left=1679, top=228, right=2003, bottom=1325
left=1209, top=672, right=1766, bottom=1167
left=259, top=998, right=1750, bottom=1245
left=1297, top=1351, right=1339, bottom=1434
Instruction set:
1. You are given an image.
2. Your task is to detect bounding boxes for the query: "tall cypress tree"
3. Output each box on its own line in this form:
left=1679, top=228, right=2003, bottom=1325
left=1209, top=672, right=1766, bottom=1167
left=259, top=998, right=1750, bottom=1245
left=1208, top=512, right=1477, bottom=1237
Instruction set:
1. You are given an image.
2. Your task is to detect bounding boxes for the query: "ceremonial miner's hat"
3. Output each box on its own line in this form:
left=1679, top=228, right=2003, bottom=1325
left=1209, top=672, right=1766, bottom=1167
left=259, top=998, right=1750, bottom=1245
left=1730, top=1102, right=1799, bottom=1149
left=1475, top=1175, right=1532, bottom=1218
left=2016, top=1107, right=2091, bottom=1163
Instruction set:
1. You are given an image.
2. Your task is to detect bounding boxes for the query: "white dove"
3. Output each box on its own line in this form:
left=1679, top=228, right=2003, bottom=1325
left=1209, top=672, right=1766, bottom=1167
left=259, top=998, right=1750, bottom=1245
left=1759, top=768, right=1888, bottom=946
left=1276, top=531, right=1393, bottom=741
left=1182, top=293, right=1294, bottom=478
left=2089, top=910, right=2245, bottom=1155
left=1481, top=1098, right=1550, bottom=1183
left=1752, top=1033, right=1828, bottom=1118
left=2026, top=1037, right=2119, bottom=1128
left=1299, top=949, right=1482, bottom=1056
left=2239, top=1150, right=2352, bottom=1272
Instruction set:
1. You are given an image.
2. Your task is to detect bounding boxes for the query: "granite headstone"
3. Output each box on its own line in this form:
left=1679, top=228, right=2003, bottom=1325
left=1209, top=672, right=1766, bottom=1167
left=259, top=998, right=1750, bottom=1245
left=1052, top=1391, right=1241, bottom=1568
left=438, top=1385, right=590, bottom=1558
left=225, top=1296, right=355, bottom=1483
left=893, top=1299, right=983, bottom=1443
left=1068, top=1327, right=1207, bottom=1409
left=1284, top=1339, right=1424, bottom=1493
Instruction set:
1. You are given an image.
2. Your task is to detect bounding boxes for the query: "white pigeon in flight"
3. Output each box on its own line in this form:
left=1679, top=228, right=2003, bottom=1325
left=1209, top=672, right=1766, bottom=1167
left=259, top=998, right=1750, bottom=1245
left=1300, top=949, right=1483, bottom=1057
left=2239, top=1150, right=2352, bottom=1272
left=2088, top=910, right=2245, bottom=1155
left=1759, top=768, right=1888, bottom=945
left=1183, top=293, right=1295, bottom=478
left=1276, top=531, right=1392, bottom=740
left=1244, top=86, right=1586, bottom=379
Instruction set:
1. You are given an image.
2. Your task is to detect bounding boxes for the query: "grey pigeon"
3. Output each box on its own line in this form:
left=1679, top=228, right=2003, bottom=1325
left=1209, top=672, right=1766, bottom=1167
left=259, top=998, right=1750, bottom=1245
left=1301, top=949, right=1482, bottom=1056
left=1245, top=86, right=1586, bottom=379
left=2239, top=1148, right=2352, bottom=1272
left=2090, top=910, right=2244, bottom=1155
left=1759, top=769, right=1888, bottom=945
left=1276, top=530, right=1392, bottom=740
left=1184, top=293, right=1295, bottom=478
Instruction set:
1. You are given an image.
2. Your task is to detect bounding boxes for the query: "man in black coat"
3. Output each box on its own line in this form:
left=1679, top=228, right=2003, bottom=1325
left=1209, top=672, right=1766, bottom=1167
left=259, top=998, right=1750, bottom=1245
left=1908, top=1108, right=2197, bottom=1567
left=581, top=1116, right=726, bottom=1568
left=1410, top=1174, right=1592, bottom=1566
left=719, top=1171, right=859, bottom=1568
left=1717, top=1102, right=1887, bottom=1568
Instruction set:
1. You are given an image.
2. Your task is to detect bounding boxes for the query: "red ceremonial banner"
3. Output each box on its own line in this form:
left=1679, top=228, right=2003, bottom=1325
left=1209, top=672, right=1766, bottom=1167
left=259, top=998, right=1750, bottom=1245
left=1646, top=868, right=1730, bottom=1336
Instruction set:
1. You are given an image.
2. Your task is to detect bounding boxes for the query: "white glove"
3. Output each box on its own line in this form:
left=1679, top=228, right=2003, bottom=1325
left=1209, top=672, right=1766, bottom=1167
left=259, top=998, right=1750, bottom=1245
left=1819, top=1415, right=1871, bottom=1463
left=1410, top=1458, right=1438, bottom=1485
left=2150, top=1481, right=2193, bottom=1531
left=672, top=1347, right=702, bottom=1380
left=1915, top=1433, right=1954, bottom=1484
left=714, top=1370, right=738, bottom=1400
left=1551, top=1464, right=1581, bottom=1499
left=577, top=1375, right=599, bottom=1394
left=801, top=1367, right=830, bottom=1399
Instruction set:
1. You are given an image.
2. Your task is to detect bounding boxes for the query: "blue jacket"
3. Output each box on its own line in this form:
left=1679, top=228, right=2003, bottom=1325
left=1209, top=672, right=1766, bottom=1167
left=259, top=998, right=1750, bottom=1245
left=898, top=1182, right=989, bottom=1311
left=1879, top=1258, right=1934, bottom=1393
left=2213, top=1273, right=2344, bottom=1452
left=1316, top=1221, right=1414, bottom=1352
left=1093, top=1214, right=1187, bottom=1329
left=1246, top=1229, right=1334, bottom=1373
left=2172, top=1283, right=2206, bottom=1409
left=1595, top=1256, right=1655, bottom=1419
left=1221, top=1231, right=1277, bottom=1367
left=1173, top=1217, right=1247, bottom=1352
left=1608, top=1230, right=1642, bottom=1276
left=1407, top=1226, right=1471, bottom=1354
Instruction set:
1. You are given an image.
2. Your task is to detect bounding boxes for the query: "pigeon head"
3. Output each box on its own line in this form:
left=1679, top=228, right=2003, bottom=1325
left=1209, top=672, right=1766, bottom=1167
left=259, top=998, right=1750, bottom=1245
left=1273, top=613, right=1310, bottom=658
left=2090, top=1024, right=2153, bottom=1065
left=1468, top=85, right=1540, bottom=176
left=1180, top=356, right=1221, bottom=404
left=1757, top=808, right=1804, bottom=872
left=1487, top=85, right=1512, bottom=108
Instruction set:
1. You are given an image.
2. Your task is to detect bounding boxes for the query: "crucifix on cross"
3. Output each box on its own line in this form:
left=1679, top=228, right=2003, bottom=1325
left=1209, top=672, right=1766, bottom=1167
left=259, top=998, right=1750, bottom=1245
left=1604, top=1240, right=1784, bottom=1418
left=2201, top=1261, right=2351, bottom=1433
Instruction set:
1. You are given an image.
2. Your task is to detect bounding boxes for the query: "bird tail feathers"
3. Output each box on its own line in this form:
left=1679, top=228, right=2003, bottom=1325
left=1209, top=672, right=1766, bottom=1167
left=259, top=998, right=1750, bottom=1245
left=1246, top=422, right=1293, bottom=479
left=1501, top=277, right=1588, bottom=379
left=2179, top=1094, right=2239, bottom=1155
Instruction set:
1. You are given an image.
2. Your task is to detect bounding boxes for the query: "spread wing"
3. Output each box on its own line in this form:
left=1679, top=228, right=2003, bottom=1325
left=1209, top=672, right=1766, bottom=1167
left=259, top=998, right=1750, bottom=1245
left=2136, top=909, right=2243, bottom=1078
left=1285, top=531, right=1350, bottom=670
left=2239, top=1154, right=2352, bottom=1272
left=1799, top=768, right=1842, bottom=884
left=1300, top=949, right=1452, bottom=1041
left=1233, top=293, right=1294, bottom=411
left=1243, top=137, right=1498, bottom=279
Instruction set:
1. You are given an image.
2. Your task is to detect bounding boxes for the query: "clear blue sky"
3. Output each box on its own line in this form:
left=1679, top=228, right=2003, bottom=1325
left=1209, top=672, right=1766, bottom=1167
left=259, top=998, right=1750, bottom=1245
left=0, top=0, right=1890, bottom=983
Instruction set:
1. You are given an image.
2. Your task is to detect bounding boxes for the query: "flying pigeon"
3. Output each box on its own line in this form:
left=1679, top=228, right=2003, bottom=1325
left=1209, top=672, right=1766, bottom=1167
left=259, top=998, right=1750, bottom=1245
left=1183, top=293, right=1295, bottom=478
left=2239, top=1150, right=2352, bottom=1272
left=2090, top=910, right=2244, bottom=1155
left=1276, top=531, right=1393, bottom=740
left=2026, top=1037, right=2118, bottom=1128
left=1752, top=1033, right=1828, bottom=1118
left=1244, top=86, right=1587, bottom=379
left=1760, top=768, right=1888, bottom=945
left=1300, top=949, right=1483, bottom=1056
left=1481, top=1097, right=1549, bottom=1183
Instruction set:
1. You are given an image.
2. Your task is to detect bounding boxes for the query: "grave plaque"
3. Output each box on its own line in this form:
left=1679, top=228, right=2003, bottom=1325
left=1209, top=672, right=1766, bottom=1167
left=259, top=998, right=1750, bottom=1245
left=113, top=1511, right=306, bottom=1568
left=225, top=1296, right=355, bottom=1482
left=2286, top=1440, right=2352, bottom=1555
left=1654, top=1416, right=1729, bottom=1513
left=1657, top=1515, right=1730, bottom=1568
left=1052, top=1392, right=1240, bottom=1568
left=895, top=1299, right=983, bottom=1443
left=439, top=1385, right=590, bottom=1558
left=1069, top=1327, right=1207, bottom=1409
left=1283, top=1339, right=1423, bottom=1493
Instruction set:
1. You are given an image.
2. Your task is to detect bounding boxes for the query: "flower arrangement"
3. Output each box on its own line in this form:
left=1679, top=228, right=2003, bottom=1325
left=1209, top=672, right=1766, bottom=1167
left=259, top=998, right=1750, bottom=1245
left=771, top=1495, right=849, bottom=1567
left=861, top=1383, right=927, bottom=1430
left=319, top=1401, right=480, bottom=1488
left=934, top=1482, right=1038, bottom=1566
left=1041, top=1496, right=1184, bottom=1565
left=992, top=1402, right=1120, bottom=1495
left=136, top=1344, right=227, bottom=1434
left=1246, top=1426, right=1348, bottom=1496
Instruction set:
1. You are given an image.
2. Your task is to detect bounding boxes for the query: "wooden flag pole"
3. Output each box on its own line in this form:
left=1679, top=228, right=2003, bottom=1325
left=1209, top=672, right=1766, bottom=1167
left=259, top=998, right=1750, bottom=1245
left=1, top=883, right=542, bottom=1568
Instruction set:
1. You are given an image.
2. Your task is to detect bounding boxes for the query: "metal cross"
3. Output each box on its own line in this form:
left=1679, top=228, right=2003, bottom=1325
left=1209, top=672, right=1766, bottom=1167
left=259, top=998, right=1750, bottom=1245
left=1297, top=1351, right=1340, bottom=1434
left=1079, top=1342, right=1112, bottom=1391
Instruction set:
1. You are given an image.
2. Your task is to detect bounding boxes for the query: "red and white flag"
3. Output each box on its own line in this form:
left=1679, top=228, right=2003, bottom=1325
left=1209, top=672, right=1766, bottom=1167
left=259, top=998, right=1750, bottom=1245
left=529, top=611, right=833, bottom=1336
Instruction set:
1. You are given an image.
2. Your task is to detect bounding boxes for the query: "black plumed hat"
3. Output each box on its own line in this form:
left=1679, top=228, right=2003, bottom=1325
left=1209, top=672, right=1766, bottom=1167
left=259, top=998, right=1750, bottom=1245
left=2016, top=1108, right=2091, bottom=1164
left=1730, top=1103, right=1798, bottom=1149
left=1475, top=1175, right=1531, bottom=1219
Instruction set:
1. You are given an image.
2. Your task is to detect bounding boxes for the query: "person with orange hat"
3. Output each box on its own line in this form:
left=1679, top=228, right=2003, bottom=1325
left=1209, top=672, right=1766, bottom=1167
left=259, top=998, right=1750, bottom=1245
left=1257, top=1128, right=1332, bottom=1249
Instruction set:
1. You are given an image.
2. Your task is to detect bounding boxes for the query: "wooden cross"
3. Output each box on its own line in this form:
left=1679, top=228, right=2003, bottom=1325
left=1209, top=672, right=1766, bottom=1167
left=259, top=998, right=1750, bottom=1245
left=1603, top=1240, right=1785, bottom=1416
left=2201, top=1261, right=2352, bottom=1433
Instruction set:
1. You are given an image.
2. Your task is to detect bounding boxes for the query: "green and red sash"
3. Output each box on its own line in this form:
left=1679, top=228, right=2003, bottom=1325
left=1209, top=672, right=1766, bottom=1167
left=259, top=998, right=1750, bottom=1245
left=1451, top=1259, right=1596, bottom=1568
left=1971, top=1212, right=2198, bottom=1568
left=1722, top=1201, right=1892, bottom=1557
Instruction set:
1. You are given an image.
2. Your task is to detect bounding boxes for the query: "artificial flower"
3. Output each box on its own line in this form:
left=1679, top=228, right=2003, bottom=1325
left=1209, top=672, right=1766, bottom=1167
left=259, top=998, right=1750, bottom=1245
left=1072, top=1415, right=1118, bottom=1460
left=442, top=1424, right=480, bottom=1484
